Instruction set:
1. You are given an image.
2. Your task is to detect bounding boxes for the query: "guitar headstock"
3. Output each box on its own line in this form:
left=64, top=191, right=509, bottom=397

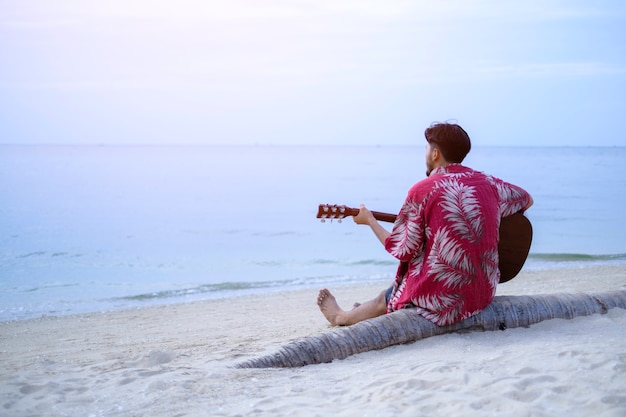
left=316, top=204, right=358, bottom=223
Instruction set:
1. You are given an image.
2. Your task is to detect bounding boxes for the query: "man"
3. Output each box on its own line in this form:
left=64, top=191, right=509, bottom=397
left=318, top=122, right=533, bottom=326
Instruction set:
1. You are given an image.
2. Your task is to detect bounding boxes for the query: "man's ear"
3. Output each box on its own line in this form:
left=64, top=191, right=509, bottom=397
left=431, top=147, right=441, bottom=162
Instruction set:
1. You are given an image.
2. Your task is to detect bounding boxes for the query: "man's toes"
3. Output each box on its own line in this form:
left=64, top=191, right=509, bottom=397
left=317, top=290, right=328, bottom=306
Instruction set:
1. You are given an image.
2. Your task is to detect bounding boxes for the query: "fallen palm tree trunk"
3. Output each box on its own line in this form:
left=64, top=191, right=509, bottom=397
left=236, top=291, right=626, bottom=368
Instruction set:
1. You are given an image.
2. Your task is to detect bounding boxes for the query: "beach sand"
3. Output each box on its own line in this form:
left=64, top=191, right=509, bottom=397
left=1, top=265, right=625, bottom=417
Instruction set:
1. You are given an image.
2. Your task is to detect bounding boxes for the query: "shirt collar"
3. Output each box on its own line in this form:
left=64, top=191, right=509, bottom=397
left=431, top=163, right=466, bottom=175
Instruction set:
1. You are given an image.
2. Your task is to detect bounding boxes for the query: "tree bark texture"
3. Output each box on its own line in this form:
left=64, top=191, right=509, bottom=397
left=235, top=291, right=626, bottom=368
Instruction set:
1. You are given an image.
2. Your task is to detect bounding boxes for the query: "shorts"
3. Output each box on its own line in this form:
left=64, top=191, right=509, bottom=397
left=385, top=286, right=393, bottom=305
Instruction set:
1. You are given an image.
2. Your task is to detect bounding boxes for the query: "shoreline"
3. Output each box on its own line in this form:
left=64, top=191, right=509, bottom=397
left=3, top=261, right=626, bottom=324
left=1, top=264, right=625, bottom=416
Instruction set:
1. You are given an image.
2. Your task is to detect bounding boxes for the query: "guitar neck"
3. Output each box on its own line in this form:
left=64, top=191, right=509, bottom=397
left=370, top=211, right=397, bottom=223
left=345, top=207, right=397, bottom=223
left=319, top=205, right=397, bottom=223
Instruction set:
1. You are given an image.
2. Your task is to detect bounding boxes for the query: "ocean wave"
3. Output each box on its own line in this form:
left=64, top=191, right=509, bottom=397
left=111, top=273, right=392, bottom=303
left=117, top=281, right=285, bottom=301
left=348, top=259, right=396, bottom=266
left=252, top=258, right=397, bottom=267
left=528, top=253, right=626, bottom=263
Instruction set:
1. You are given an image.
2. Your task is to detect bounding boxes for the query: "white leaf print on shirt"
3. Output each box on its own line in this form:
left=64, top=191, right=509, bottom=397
left=387, top=201, right=423, bottom=261
left=487, top=175, right=529, bottom=217
left=438, top=178, right=483, bottom=243
left=415, top=292, right=462, bottom=325
left=481, top=248, right=500, bottom=291
left=427, top=227, right=475, bottom=289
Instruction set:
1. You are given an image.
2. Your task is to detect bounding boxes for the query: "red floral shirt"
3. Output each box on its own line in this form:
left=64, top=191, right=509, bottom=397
left=385, top=164, right=532, bottom=325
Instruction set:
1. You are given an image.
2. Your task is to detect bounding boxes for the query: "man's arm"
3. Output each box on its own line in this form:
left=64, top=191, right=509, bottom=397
left=352, top=204, right=390, bottom=246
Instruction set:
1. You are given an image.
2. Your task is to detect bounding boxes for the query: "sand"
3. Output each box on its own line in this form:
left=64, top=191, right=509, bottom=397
left=1, top=264, right=625, bottom=417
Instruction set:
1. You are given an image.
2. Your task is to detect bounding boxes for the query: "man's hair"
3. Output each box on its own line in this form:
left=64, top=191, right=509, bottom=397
left=424, top=122, right=471, bottom=163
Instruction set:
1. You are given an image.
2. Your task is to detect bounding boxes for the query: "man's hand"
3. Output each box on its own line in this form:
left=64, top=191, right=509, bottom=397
left=353, top=204, right=376, bottom=226
left=353, top=204, right=391, bottom=245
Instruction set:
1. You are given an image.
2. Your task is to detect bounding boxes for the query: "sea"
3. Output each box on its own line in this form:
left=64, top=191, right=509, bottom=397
left=1, top=145, right=625, bottom=322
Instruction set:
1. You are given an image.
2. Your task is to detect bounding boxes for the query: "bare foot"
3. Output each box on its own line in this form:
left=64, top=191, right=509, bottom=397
left=317, top=288, right=345, bottom=326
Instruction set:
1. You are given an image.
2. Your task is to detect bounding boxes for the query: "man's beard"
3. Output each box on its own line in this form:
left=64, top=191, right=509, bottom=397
left=425, top=162, right=433, bottom=177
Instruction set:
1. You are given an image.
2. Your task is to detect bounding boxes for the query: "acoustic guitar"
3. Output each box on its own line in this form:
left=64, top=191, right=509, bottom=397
left=316, top=204, right=532, bottom=283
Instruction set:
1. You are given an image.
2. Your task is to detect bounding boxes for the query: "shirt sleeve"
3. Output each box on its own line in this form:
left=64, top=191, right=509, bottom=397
left=492, top=178, right=532, bottom=217
left=384, top=198, right=426, bottom=262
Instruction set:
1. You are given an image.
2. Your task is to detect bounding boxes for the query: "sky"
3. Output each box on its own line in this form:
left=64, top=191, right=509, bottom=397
left=1, top=0, right=625, bottom=146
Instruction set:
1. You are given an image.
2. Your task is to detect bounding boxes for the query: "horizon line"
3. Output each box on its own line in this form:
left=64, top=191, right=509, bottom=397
left=1, top=143, right=625, bottom=148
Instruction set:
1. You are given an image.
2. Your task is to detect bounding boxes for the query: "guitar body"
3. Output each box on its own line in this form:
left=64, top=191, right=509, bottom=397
left=317, top=204, right=533, bottom=283
left=497, top=213, right=533, bottom=282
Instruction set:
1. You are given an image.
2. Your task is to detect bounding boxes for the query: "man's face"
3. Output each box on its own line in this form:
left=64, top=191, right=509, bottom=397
left=425, top=143, right=436, bottom=177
